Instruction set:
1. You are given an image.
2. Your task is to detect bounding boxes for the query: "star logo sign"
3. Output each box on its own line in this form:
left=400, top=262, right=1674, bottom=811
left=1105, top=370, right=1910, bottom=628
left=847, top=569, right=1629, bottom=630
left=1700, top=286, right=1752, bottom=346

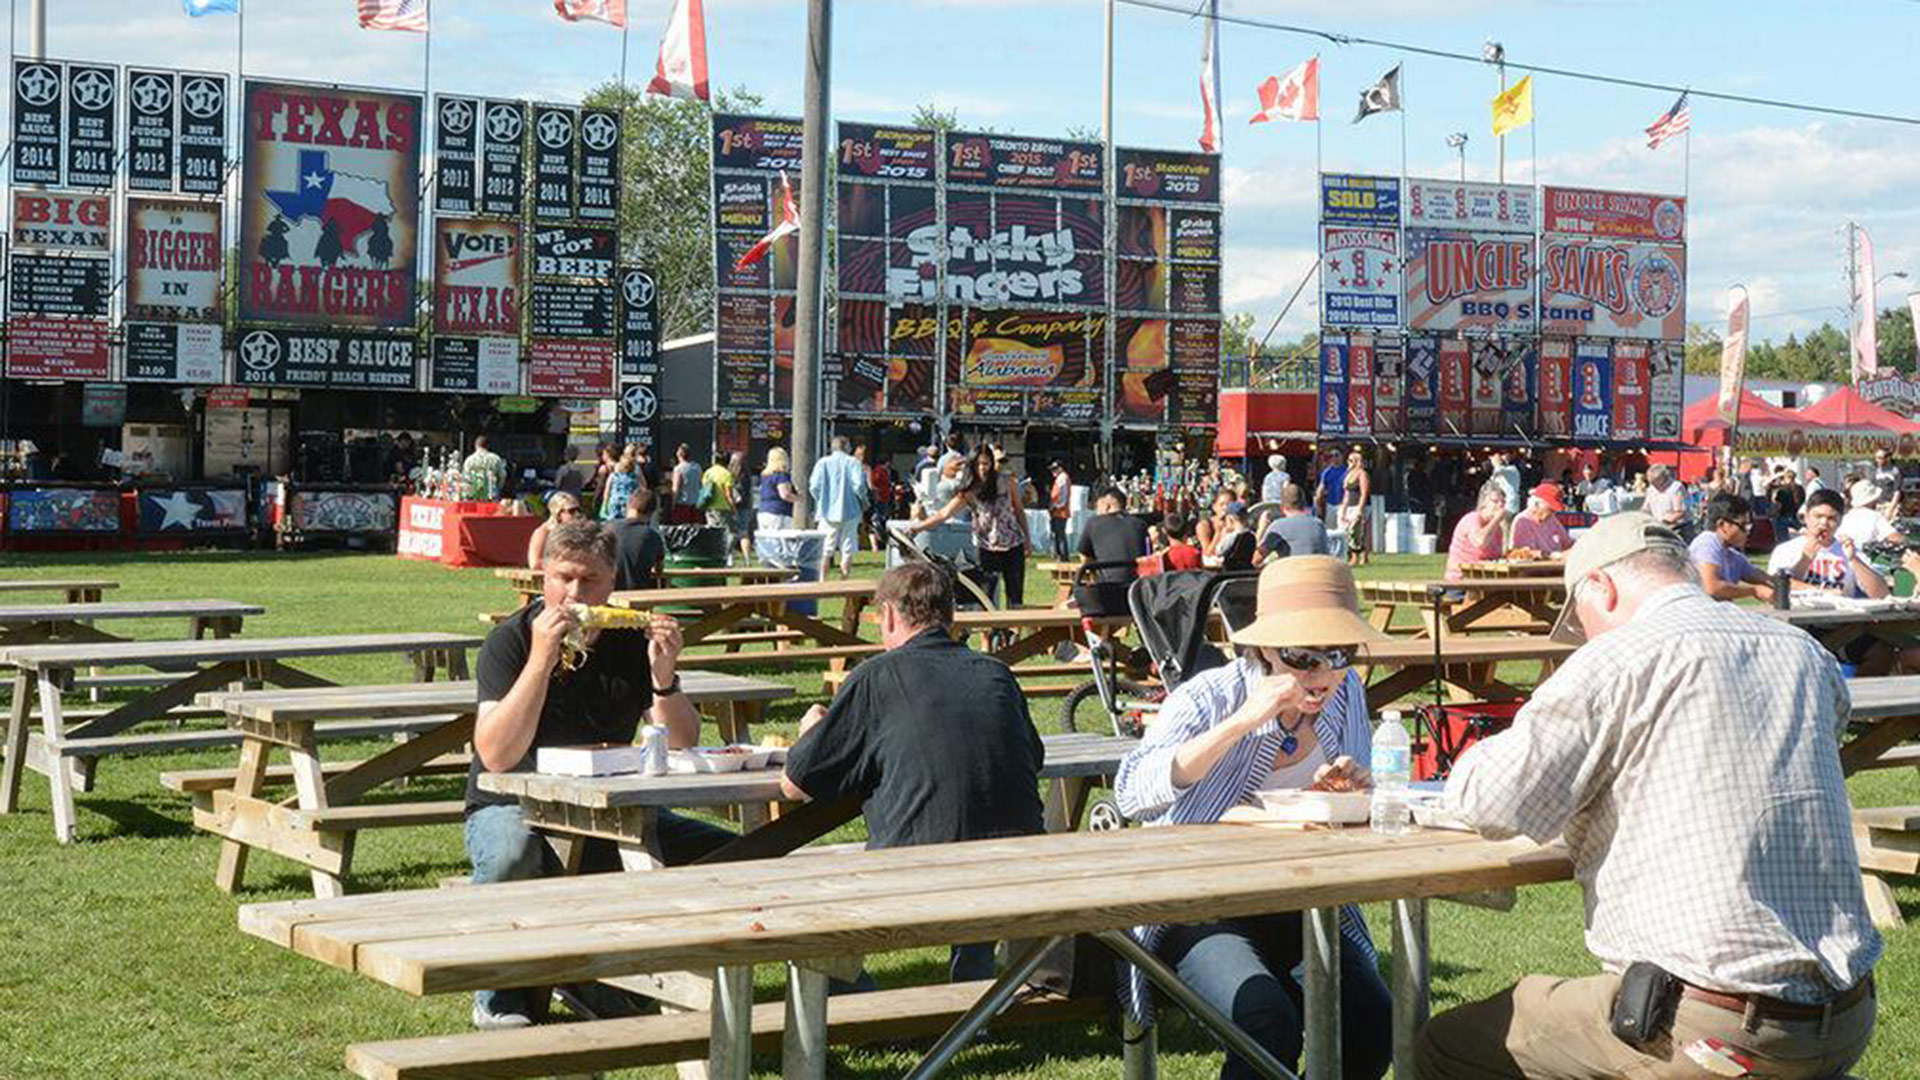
left=439, top=98, right=473, bottom=135
left=537, top=109, right=574, bottom=150
left=130, top=74, right=171, bottom=115
left=623, top=271, right=654, bottom=307
left=149, top=491, right=205, bottom=530
left=70, top=68, right=114, bottom=111
left=240, top=331, right=280, bottom=372
left=621, top=383, right=656, bottom=422
left=581, top=112, right=619, bottom=152
left=16, top=64, right=58, bottom=107
left=181, top=77, right=223, bottom=118
left=485, top=103, right=522, bottom=143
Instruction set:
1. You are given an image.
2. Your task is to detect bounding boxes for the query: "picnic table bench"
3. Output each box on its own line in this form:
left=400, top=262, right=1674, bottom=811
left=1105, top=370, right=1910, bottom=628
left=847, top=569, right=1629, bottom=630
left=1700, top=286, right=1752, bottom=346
left=0, top=578, right=117, bottom=603
left=179, top=671, right=790, bottom=898
left=1360, top=577, right=1566, bottom=637
left=608, top=579, right=879, bottom=671
left=1837, top=674, right=1920, bottom=928
left=239, top=824, right=1573, bottom=1080
left=0, top=632, right=479, bottom=843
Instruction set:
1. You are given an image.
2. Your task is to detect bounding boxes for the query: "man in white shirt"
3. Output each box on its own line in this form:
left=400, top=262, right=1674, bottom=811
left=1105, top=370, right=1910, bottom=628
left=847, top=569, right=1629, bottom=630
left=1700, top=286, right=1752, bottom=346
left=1639, top=464, right=1689, bottom=537
left=1746, top=457, right=1770, bottom=500
left=1837, top=480, right=1904, bottom=548
left=1489, top=451, right=1522, bottom=510
left=1769, top=488, right=1886, bottom=600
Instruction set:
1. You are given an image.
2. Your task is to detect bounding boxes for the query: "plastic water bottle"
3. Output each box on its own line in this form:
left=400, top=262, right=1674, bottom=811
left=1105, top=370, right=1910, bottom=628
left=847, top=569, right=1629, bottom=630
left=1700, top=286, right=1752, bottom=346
left=1370, top=711, right=1412, bottom=836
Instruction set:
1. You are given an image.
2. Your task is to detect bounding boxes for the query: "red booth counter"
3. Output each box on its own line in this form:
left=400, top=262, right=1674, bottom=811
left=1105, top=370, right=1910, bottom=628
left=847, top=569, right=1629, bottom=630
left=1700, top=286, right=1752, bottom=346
left=397, top=496, right=540, bottom=569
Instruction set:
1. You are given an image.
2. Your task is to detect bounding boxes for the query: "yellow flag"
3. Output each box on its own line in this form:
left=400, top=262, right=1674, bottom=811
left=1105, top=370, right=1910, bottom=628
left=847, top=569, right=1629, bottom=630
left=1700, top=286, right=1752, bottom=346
left=1491, top=75, right=1534, bottom=136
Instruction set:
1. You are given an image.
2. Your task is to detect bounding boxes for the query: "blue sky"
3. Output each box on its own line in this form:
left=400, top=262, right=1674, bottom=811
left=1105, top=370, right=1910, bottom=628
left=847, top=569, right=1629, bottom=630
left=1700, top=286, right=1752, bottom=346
left=40, top=0, right=1920, bottom=346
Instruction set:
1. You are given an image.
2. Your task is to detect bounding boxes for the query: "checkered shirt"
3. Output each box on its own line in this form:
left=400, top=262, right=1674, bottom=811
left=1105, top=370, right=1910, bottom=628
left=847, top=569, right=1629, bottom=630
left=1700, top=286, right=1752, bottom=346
left=1446, top=584, right=1882, bottom=1002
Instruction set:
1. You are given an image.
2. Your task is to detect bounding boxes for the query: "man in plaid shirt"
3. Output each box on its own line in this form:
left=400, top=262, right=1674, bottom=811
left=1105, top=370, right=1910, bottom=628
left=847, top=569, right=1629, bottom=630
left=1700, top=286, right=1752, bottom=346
left=1418, top=512, right=1880, bottom=1080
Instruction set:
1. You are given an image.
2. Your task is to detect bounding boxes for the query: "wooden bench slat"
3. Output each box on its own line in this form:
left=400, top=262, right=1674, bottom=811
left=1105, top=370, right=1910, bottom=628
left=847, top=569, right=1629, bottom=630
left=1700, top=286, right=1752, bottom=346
left=1854, top=806, right=1920, bottom=831
left=287, top=801, right=468, bottom=831
left=1852, top=745, right=1920, bottom=770
left=47, top=716, right=460, bottom=758
left=343, top=981, right=1102, bottom=1080
left=160, top=754, right=471, bottom=794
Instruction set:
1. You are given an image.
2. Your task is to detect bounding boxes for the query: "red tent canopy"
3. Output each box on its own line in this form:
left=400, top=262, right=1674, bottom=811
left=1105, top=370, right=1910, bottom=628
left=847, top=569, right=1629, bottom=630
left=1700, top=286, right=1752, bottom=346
left=1682, top=389, right=1812, bottom=447
left=1793, top=385, right=1920, bottom=434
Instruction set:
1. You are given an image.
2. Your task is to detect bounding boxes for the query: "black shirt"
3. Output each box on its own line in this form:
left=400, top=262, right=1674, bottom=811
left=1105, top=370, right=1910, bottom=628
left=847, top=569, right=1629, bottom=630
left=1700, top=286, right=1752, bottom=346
left=1217, top=529, right=1256, bottom=571
left=783, top=628, right=1045, bottom=849
left=609, top=517, right=666, bottom=592
left=1078, top=512, right=1151, bottom=583
left=467, top=600, right=654, bottom=812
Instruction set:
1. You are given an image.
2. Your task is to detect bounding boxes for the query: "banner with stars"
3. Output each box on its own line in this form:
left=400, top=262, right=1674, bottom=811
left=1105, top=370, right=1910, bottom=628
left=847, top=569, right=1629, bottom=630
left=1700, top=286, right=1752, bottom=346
left=137, top=487, right=249, bottom=534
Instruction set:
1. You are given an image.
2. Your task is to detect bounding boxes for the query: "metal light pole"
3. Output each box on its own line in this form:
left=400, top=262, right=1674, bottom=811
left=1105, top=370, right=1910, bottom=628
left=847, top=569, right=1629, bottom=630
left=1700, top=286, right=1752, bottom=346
left=1446, top=133, right=1468, bottom=182
left=790, top=0, right=832, bottom=528
left=1483, top=40, right=1505, bottom=182
left=1101, top=0, right=1116, bottom=475
left=29, top=0, right=45, bottom=58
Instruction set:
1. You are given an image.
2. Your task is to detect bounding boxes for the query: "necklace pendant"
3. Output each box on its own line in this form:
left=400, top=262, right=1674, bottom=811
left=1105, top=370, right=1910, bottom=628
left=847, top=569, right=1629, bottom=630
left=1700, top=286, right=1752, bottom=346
left=1278, top=733, right=1298, bottom=756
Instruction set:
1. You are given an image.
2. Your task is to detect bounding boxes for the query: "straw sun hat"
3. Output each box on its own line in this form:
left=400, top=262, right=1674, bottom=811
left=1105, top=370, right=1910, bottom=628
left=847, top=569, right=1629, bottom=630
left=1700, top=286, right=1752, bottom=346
left=1228, top=556, right=1388, bottom=651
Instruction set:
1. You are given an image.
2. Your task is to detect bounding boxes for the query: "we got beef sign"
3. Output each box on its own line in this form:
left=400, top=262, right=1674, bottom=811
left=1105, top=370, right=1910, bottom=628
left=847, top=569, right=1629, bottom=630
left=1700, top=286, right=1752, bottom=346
left=239, top=81, right=421, bottom=329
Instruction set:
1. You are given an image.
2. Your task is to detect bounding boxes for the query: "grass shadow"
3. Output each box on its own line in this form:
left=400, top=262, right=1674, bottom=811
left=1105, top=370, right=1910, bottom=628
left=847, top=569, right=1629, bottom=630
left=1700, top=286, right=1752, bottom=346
left=81, top=796, right=196, bottom=841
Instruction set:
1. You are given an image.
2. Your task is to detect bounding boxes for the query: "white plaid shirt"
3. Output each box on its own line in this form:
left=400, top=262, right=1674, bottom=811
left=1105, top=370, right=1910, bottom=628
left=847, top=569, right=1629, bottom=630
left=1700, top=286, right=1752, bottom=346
left=1446, top=584, right=1882, bottom=1002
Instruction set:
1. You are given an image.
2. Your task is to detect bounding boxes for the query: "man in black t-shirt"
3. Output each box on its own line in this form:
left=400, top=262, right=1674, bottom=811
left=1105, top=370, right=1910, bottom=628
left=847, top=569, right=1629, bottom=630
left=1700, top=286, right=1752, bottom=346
left=781, top=563, right=1045, bottom=982
left=466, top=520, right=732, bottom=1029
left=608, top=486, right=666, bottom=592
left=1077, top=485, right=1152, bottom=583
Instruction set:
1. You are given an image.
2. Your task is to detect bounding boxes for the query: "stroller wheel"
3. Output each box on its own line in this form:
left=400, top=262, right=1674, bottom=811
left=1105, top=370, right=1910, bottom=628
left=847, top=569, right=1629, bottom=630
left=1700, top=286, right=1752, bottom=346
left=1085, top=796, right=1126, bottom=832
left=1062, top=678, right=1155, bottom=737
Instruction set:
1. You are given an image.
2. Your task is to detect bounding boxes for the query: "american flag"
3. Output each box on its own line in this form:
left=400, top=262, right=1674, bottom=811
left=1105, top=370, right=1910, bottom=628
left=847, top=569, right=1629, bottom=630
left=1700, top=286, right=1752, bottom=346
left=1645, top=92, right=1690, bottom=149
left=358, top=0, right=428, bottom=32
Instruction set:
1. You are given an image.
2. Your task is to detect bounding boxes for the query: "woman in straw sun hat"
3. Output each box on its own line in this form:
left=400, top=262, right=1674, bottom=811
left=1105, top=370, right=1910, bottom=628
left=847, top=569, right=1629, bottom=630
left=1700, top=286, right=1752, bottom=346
left=1113, top=555, right=1394, bottom=1080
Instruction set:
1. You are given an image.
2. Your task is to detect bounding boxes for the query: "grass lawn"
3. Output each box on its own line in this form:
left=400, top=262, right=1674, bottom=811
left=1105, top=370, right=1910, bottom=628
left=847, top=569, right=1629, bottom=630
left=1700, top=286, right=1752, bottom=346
left=0, top=547, right=1912, bottom=1079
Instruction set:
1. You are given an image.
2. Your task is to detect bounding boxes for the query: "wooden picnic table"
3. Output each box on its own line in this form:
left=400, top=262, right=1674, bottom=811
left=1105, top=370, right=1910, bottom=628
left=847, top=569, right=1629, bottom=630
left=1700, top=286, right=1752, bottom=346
left=610, top=579, right=880, bottom=671
left=1459, top=559, right=1563, bottom=578
left=0, top=631, right=480, bottom=843
left=0, top=598, right=259, bottom=649
left=1360, top=577, right=1567, bottom=637
left=498, top=565, right=798, bottom=603
left=1038, top=560, right=1082, bottom=603
left=1358, top=634, right=1575, bottom=710
left=1761, top=602, right=1920, bottom=661
left=0, top=578, right=117, bottom=603
left=187, top=671, right=791, bottom=898
left=239, top=824, right=1573, bottom=1080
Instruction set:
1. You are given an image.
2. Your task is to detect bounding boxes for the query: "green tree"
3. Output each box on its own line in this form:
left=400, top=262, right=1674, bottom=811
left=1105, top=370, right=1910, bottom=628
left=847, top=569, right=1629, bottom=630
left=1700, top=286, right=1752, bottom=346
left=1875, top=304, right=1917, bottom=373
left=1220, top=311, right=1256, bottom=358
left=581, top=83, right=766, bottom=340
left=1683, top=321, right=1723, bottom=376
left=909, top=103, right=959, bottom=133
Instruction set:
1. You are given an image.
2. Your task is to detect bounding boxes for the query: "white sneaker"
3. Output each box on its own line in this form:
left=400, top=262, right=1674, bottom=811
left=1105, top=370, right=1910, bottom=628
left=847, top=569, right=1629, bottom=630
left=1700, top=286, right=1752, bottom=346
left=471, top=1001, right=534, bottom=1030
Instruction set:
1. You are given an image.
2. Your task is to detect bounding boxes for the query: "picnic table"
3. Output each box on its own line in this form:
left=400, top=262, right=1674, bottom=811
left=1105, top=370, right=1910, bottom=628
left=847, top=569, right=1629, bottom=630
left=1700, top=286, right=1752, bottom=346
left=1459, top=559, right=1563, bottom=578
left=0, top=631, right=479, bottom=843
left=1038, top=560, right=1082, bottom=603
left=609, top=579, right=880, bottom=671
left=1360, top=577, right=1566, bottom=637
left=498, top=565, right=797, bottom=604
left=0, top=578, right=117, bottom=603
left=1762, top=601, right=1920, bottom=661
left=1358, top=634, right=1575, bottom=710
left=0, top=598, right=259, bottom=650
left=239, top=823, right=1573, bottom=1080
left=181, top=671, right=790, bottom=898
left=1838, top=674, right=1920, bottom=928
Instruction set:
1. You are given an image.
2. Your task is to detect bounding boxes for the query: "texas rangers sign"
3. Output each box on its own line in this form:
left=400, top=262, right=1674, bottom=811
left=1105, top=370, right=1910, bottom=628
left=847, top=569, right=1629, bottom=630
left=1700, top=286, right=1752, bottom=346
left=237, top=80, right=422, bottom=329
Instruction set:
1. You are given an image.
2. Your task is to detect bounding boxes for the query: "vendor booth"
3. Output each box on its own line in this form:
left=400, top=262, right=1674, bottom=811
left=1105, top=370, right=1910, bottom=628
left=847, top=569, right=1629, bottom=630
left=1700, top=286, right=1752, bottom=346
left=396, top=497, right=540, bottom=568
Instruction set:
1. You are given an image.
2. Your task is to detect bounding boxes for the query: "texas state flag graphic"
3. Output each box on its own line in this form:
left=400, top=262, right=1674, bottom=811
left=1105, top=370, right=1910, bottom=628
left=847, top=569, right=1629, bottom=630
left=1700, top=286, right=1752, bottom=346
left=264, top=149, right=397, bottom=257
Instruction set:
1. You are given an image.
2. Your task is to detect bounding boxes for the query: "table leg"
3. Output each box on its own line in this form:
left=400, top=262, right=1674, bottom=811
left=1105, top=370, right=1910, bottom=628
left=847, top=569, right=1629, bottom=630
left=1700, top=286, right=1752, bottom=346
left=447, top=647, right=470, bottom=681
left=214, top=735, right=273, bottom=893
left=708, top=965, right=754, bottom=1080
left=1122, top=1014, right=1159, bottom=1080
left=40, top=676, right=78, bottom=843
left=1391, top=898, right=1430, bottom=1080
left=781, top=962, right=829, bottom=1080
left=1092, top=930, right=1298, bottom=1080
left=0, top=672, right=30, bottom=814
left=1303, top=906, right=1341, bottom=1080
left=288, top=731, right=350, bottom=898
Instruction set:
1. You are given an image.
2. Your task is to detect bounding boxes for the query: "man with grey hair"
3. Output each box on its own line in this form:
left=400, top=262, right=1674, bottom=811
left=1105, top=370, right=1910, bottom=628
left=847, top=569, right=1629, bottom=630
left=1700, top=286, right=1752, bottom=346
left=1418, top=512, right=1880, bottom=1079
left=1260, top=454, right=1288, bottom=505
left=808, top=433, right=871, bottom=579
left=1640, top=463, right=1689, bottom=536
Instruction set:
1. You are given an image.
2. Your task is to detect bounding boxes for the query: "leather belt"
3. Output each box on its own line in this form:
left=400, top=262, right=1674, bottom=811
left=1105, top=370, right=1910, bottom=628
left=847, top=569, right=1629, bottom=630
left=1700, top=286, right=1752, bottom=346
left=1679, top=975, right=1872, bottom=1022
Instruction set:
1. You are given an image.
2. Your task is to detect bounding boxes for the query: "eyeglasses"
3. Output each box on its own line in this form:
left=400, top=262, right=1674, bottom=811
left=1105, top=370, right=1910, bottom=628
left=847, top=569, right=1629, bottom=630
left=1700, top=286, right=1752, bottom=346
left=1276, top=646, right=1356, bottom=671
left=1730, top=518, right=1752, bottom=530
left=556, top=507, right=583, bottom=518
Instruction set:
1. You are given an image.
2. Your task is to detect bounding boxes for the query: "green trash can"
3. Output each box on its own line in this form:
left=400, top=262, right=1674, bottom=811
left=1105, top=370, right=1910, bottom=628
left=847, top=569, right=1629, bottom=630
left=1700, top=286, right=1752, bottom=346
left=659, top=524, right=730, bottom=588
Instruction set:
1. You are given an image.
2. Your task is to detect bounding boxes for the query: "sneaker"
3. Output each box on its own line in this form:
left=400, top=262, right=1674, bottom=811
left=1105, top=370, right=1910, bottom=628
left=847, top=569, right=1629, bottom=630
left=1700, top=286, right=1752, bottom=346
left=471, top=1000, right=534, bottom=1030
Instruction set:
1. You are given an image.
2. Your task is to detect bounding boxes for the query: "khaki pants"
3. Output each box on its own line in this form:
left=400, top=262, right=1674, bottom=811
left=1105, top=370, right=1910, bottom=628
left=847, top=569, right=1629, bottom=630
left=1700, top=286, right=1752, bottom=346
left=1417, top=972, right=1874, bottom=1079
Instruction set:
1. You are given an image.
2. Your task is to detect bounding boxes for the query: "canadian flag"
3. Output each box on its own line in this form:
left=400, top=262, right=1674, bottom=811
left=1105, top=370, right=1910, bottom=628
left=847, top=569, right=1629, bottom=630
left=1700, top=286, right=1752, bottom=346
left=554, top=0, right=625, bottom=27
left=1197, top=1, right=1222, bottom=152
left=734, top=172, right=798, bottom=271
left=1250, top=57, right=1319, bottom=124
left=648, top=0, right=710, bottom=103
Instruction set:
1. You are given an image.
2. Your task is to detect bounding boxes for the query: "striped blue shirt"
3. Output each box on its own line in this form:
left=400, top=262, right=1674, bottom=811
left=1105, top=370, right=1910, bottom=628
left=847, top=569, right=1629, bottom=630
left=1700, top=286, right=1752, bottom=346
left=1113, top=656, right=1378, bottom=1022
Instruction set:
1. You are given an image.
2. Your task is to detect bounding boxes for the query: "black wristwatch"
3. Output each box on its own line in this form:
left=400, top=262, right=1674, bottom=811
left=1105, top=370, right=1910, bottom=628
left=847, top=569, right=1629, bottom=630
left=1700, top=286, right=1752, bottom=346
left=652, top=675, right=682, bottom=697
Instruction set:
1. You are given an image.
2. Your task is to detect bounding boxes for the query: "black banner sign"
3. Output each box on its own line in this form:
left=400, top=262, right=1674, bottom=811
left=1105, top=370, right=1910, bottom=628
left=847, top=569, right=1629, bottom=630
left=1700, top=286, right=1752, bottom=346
left=433, top=94, right=479, bottom=214
left=617, top=380, right=659, bottom=448
left=64, top=63, right=116, bottom=189
left=12, top=59, right=64, bottom=185
left=125, top=69, right=176, bottom=191
left=530, top=280, right=614, bottom=338
left=577, top=108, right=620, bottom=222
left=836, top=122, right=936, bottom=182
left=177, top=73, right=227, bottom=195
left=1117, top=147, right=1222, bottom=204
left=712, top=113, right=803, bottom=172
left=619, top=266, right=659, bottom=379
left=530, top=225, right=614, bottom=279
left=136, top=487, right=249, bottom=534
left=480, top=99, right=525, bottom=217
left=946, top=131, right=1103, bottom=191
left=234, top=327, right=417, bottom=389
left=124, top=321, right=224, bottom=383
left=9, top=253, right=109, bottom=316
left=532, top=104, right=577, bottom=221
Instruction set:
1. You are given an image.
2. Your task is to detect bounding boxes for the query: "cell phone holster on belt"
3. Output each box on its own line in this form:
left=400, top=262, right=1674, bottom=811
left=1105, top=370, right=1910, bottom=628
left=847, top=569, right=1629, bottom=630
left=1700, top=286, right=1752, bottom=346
left=1610, top=961, right=1680, bottom=1048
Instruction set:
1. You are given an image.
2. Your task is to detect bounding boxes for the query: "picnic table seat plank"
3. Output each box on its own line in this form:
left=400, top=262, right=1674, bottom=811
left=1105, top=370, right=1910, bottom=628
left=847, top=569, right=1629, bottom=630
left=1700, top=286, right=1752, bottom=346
left=161, top=753, right=472, bottom=794
left=0, top=599, right=263, bottom=624
left=0, top=631, right=483, bottom=671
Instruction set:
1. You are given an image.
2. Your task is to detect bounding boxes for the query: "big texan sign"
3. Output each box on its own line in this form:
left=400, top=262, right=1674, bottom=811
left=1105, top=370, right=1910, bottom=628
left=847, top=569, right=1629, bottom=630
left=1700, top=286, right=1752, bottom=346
left=237, top=80, right=421, bottom=329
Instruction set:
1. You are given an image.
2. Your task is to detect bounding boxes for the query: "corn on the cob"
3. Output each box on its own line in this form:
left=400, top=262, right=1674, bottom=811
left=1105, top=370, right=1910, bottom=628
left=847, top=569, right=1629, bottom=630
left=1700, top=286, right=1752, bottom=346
left=567, top=603, right=649, bottom=629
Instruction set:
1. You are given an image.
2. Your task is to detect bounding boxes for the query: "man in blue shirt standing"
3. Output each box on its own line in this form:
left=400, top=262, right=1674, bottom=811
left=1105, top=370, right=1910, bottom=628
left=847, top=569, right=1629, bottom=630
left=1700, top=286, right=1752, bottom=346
left=809, top=434, right=870, bottom=579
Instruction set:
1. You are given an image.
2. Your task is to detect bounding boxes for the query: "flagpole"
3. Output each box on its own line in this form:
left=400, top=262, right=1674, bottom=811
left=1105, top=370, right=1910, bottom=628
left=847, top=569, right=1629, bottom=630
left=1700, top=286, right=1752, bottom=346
left=619, top=19, right=631, bottom=92
left=1683, top=128, right=1691, bottom=199
left=1398, top=59, right=1407, bottom=188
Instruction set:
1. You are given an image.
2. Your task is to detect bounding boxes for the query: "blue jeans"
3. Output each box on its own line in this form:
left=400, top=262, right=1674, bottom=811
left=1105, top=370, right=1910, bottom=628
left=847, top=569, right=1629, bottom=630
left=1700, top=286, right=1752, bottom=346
left=465, top=802, right=736, bottom=1021
left=1159, top=911, right=1393, bottom=1080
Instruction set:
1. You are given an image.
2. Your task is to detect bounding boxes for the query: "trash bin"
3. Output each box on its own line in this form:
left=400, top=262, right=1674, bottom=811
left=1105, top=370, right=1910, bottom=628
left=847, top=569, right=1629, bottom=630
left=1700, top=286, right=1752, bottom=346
left=755, top=527, right=829, bottom=615
left=660, top=525, right=730, bottom=587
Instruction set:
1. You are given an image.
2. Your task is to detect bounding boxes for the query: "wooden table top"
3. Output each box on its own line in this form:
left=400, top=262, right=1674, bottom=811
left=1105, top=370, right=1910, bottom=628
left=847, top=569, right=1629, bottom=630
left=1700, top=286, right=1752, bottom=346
left=500, top=566, right=797, bottom=589
left=1360, top=634, right=1575, bottom=665
left=0, top=579, right=118, bottom=592
left=202, top=671, right=792, bottom=725
left=0, top=631, right=483, bottom=672
left=478, top=732, right=1136, bottom=810
left=948, top=607, right=1127, bottom=629
left=1460, top=560, right=1563, bottom=577
left=0, top=598, right=263, bottom=625
left=239, top=825, right=1571, bottom=996
left=1761, top=604, right=1920, bottom=628
left=1360, top=577, right=1565, bottom=597
left=610, top=579, right=878, bottom=607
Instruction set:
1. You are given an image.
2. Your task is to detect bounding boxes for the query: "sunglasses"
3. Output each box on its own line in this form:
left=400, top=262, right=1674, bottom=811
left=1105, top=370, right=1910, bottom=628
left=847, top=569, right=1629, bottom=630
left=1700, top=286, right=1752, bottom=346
left=1276, top=646, right=1357, bottom=671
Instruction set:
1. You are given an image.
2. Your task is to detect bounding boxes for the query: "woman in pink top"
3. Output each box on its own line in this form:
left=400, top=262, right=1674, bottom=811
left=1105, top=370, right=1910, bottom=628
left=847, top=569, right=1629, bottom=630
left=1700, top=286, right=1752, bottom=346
left=1445, top=485, right=1510, bottom=581
left=1508, top=483, right=1574, bottom=556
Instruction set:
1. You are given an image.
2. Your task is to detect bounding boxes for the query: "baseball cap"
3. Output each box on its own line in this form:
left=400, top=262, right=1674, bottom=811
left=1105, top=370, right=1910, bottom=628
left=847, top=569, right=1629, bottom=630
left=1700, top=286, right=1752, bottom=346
left=1551, top=511, right=1689, bottom=645
left=1530, top=483, right=1565, bottom=512
left=1225, top=500, right=1248, bottom=518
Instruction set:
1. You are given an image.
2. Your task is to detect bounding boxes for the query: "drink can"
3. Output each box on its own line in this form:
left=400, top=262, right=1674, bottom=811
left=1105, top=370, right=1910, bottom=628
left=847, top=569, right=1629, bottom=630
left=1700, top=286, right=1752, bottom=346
left=1771, top=570, right=1792, bottom=610
left=640, top=724, right=669, bottom=776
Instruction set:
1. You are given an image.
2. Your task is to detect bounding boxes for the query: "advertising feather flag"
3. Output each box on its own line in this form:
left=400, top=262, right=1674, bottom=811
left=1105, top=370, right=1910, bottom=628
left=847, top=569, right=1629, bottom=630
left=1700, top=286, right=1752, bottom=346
left=1197, top=0, right=1222, bottom=151
left=1853, top=224, right=1879, bottom=382
left=1645, top=91, right=1690, bottom=149
left=1717, top=285, right=1749, bottom=428
left=647, top=0, right=710, bottom=102
left=1353, top=65, right=1401, bottom=124
left=1250, top=57, right=1318, bottom=124
left=734, top=172, right=797, bottom=271
left=555, top=0, right=626, bottom=27
left=183, top=0, right=240, bottom=15
left=357, top=0, right=428, bottom=32
left=1491, top=75, right=1533, bottom=136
